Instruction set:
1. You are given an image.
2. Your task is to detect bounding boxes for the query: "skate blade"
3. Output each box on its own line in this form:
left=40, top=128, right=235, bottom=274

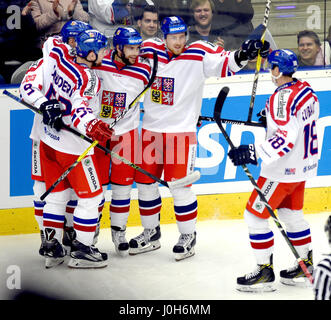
left=67, top=258, right=108, bottom=269
left=280, top=277, right=312, bottom=287
left=129, top=241, right=161, bottom=255
left=45, top=257, right=65, bottom=269
left=236, top=282, right=276, bottom=293
left=174, top=248, right=195, bottom=261
left=115, top=249, right=129, bottom=257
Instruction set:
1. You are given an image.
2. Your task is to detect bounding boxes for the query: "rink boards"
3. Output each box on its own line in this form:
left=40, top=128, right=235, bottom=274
left=1, top=68, right=331, bottom=235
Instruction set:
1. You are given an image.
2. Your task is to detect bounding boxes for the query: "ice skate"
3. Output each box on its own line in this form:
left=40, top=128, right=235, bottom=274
left=44, top=228, right=66, bottom=269
left=92, top=215, right=102, bottom=246
left=237, top=255, right=276, bottom=292
left=38, top=230, right=46, bottom=256
left=111, top=226, right=129, bottom=256
left=280, top=250, right=313, bottom=287
left=62, top=226, right=76, bottom=255
left=68, top=239, right=108, bottom=269
left=129, top=225, right=161, bottom=255
left=173, top=232, right=196, bottom=261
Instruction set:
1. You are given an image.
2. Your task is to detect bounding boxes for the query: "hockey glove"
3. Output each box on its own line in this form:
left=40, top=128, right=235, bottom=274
left=256, top=108, right=267, bottom=128
left=228, top=144, right=258, bottom=166
left=39, top=99, right=63, bottom=131
left=237, top=39, right=270, bottom=63
left=86, top=119, right=113, bottom=144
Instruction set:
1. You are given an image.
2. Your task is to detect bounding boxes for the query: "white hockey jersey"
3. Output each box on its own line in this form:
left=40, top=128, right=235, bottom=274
left=256, top=79, right=319, bottom=182
left=93, top=51, right=152, bottom=136
left=140, top=39, right=242, bottom=133
left=20, top=58, right=47, bottom=142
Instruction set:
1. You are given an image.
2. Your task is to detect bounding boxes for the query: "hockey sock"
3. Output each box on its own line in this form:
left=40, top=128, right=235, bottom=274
left=73, top=194, right=103, bottom=246
left=65, top=199, right=77, bottom=228
left=171, top=186, right=197, bottom=234
left=244, top=210, right=274, bottom=265
left=278, top=208, right=311, bottom=258
left=137, top=183, right=161, bottom=229
left=109, top=184, right=131, bottom=228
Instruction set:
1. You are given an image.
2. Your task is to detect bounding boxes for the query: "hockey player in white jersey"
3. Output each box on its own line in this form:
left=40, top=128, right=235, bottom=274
left=228, top=49, right=319, bottom=292
left=128, top=16, right=270, bottom=261
left=22, top=29, right=112, bottom=268
left=20, top=20, right=93, bottom=257
left=313, top=215, right=331, bottom=300
left=92, top=27, right=152, bottom=256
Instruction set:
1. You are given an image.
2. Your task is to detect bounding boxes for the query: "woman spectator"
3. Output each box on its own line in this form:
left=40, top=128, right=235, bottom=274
left=30, top=0, right=89, bottom=48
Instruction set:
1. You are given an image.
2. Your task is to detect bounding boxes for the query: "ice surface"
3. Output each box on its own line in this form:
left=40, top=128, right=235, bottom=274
left=0, top=212, right=330, bottom=300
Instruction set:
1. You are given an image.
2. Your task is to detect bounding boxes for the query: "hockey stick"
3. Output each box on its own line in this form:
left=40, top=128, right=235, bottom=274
left=108, top=51, right=158, bottom=129
left=40, top=140, right=99, bottom=200
left=198, top=115, right=265, bottom=128
left=4, top=90, right=201, bottom=190
left=246, top=0, right=272, bottom=123
left=214, top=86, right=314, bottom=284
left=139, top=110, right=265, bottom=128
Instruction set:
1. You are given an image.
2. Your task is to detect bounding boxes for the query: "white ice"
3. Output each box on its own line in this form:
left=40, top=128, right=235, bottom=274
left=0, top=212, right=330, bottom=300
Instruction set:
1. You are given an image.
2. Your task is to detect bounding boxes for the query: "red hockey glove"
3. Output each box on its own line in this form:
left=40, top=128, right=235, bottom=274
left=86, top=119, right=113, bottom=143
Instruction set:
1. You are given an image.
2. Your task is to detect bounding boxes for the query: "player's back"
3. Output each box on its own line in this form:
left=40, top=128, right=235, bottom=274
left=41, top=43, right=100, bottom=155
left=260, top=80, right=319, bottom=182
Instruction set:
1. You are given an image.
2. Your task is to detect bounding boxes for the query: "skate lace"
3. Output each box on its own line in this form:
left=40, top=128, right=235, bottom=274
left=177, top=233, right=193, bottom=246
left=117, top=230, right=127, bottom=243
left=245, top=266, right=261, bottom=280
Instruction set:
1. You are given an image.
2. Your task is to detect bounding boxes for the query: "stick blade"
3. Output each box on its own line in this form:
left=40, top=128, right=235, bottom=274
left=213, top=86, right=230, bottom=120
left=167, top=170, right=201, bottom=189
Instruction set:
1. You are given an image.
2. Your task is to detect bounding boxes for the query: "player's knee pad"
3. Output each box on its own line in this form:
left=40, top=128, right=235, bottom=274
left=137, top=182, right=160, bottom=200
left=46, top=189, right=72, bottom=205
left=110, top=184, right=132, bottom=200
left=277, top=208, right=309, bottom=232
left=244, top=209, right=270, bottom=234
left=170, top=186, right=196, bottom=206
left=78, top=193, right=104, bottom=211
left=32, top=180, right=46, bottom=200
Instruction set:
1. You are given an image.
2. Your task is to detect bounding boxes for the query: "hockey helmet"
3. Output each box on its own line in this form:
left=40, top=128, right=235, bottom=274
left=161, top=16, right=187, bottom=38
left=325, top=215, right=331, bottom=246
left=267, top=49, right=298, bottom=75
left=76, top=30, right=108, bottom=59
left=61, top=20, right=93, bottom=43
left=113, top=27, right=143, bottom=51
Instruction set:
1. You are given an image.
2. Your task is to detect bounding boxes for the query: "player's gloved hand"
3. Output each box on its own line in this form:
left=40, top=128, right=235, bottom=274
left=256, top=108, right=267, bottom=127
left=39, top=99, right=63, bottom=131
left=86, top=119, right=113, bottom=143
left=237, top=39, right=270, bottom=62
left=228, top=144, right=258, bottom=166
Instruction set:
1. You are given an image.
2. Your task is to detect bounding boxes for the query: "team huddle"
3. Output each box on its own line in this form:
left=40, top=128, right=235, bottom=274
left=18, top=16, right=330, bottom=298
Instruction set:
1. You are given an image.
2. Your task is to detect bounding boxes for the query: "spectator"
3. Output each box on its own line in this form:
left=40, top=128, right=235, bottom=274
left=112, top=0, right=135, bottom=25
left=156, top=0, right=191, bottom=25
left=187, top=0, right=224, bottom=46
left=135, top=4, right=162, bottom=40
left=29, top=0, right=89, bottom=48
left=0, top=0, right=41, bottom=83
left=88, top=0, right=115, bottom=36
left=212, top=0, right=254, bottom=50
left=297, top=30, right=330, bottom=67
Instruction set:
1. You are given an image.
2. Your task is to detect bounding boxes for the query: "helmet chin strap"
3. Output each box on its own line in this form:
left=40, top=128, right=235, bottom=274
left=85, top=51, right=98, bottom=66
left=270, top=70, right=283, bottom=85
